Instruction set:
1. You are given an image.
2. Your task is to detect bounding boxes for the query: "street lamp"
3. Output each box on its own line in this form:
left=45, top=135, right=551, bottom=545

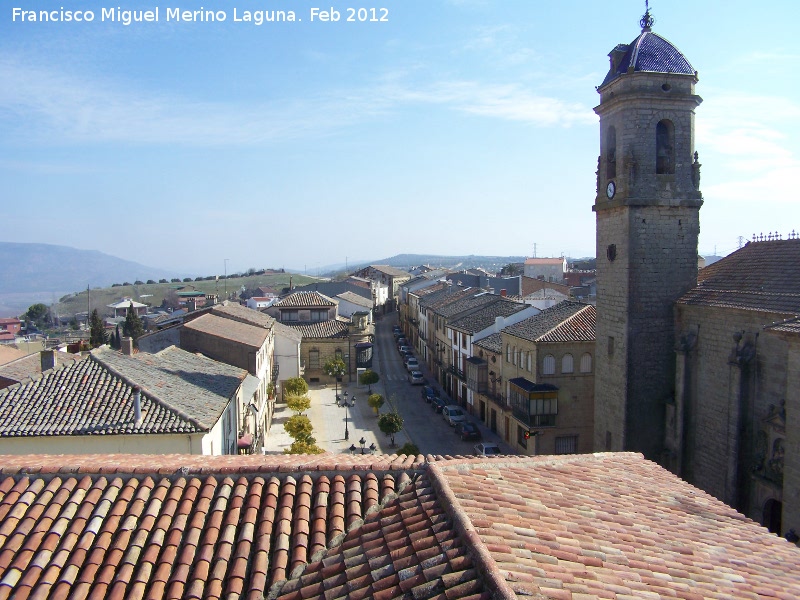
left=343, top=391, right=349, bottom=440
left=359, top=437, right=366, bottom=454
left=369, top=443, right=377, bottom=454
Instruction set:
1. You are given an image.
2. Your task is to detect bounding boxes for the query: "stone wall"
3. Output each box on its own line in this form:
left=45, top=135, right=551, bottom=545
left=676, top=303, right=794, bottom=512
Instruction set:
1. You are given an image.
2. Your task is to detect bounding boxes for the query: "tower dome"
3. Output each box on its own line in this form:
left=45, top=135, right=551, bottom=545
left=599, top=11, right=695, bottom=89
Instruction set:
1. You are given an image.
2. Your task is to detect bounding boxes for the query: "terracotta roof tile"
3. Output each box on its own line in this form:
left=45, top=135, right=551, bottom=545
left=0, top=453, right=798, bottom=599
left=503, top=301, right=595, bottom=343
left=273, top=291, right=337, bottom=309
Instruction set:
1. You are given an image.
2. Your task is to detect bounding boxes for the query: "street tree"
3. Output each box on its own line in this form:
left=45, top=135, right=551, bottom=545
left=286, top=395, right=311, bottom=414
left=367, top=393, right=384, bottom=415
left=24, top=303, right=49, bottom=328
left=284, top=414, right=314, bottom=442
left=283, top=377, right=308, bottom=398
left=322, top=357, right=346, bottom=381
left=378, top=411, right=404, bottom=447
left=359, top=369, right=380, bottom=393
left=398, top=442, right=420, bottom=456
left=122, top=302, right=144, bottom=347
left=284, top=439, right=324, bottom=455
left=89, top=309, right=107, bottom=348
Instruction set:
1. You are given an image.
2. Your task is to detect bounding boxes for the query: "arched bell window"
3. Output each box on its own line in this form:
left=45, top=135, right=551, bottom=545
left=656, top=119, right=675, bottom=174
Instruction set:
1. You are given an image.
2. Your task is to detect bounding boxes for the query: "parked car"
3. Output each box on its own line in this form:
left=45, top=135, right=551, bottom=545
left=392, top=325, right=402, bottom=334
left=398, top=345, right=412, bottom=355
left=431, top=397, right=447, bottom=413
left=409, top=370, right=424, bottom=385
left=442, top=405, right=467, bottom=427
left=421, top=386, right=437, bottom=403
left=402, top=352, right=415, bottom=365
left=396, top=338, right=408, bottom=348
left=455, top=422, right=481, bottom=441
left=474, top=442, right=502, bottom=456
left=405, top=357, right=420, bottom=371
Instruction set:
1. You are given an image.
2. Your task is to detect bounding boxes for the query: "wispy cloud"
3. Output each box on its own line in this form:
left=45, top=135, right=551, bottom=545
left=0, top=56, right=594, bottom=147
left=697, top=90, right=800, bottom=202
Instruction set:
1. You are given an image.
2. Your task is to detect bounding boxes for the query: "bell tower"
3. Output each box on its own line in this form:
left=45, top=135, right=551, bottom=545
left=593, top=7, right=703, bottom=461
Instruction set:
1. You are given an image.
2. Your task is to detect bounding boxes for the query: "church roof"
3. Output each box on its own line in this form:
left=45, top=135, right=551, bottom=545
left=600, top=28, right=695, bottom=88
left=0, top=452, right=798, bottom=599
left=679, top=239, right=800, bottom=314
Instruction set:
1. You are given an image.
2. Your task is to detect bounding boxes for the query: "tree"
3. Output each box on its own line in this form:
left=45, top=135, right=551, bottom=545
left=159, top=279, right=168, bottom=284
left=146, top=280, right=156, bottom=285
left=323, top=357, right=346, bottom=380
left=283, top=377, right=308, bottom=398
left=284, top=414, right=314, bottom=441
left=367, top=393, right=384, bottom=415
left=89, top=309, right=107, bottom=348
left=500, top=263, right=522, bottom=276
left=359, top=369, right=380, bottom=393
left=398, top=442, right=420, bottom=456
left=122, top=302, right=144, bottom=348
left=284, top=439, right=324, bottom=455
left=378, top=412, right=404, bottom=447
left=286, top=395, right=311, bottom=414
left=24, top=303, right=49, bottom=328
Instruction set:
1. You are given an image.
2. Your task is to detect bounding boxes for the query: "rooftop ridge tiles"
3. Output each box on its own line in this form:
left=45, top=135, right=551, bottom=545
left=425, top=462, right=518, bottom=600
left=89, top=350, right=210, bottom=432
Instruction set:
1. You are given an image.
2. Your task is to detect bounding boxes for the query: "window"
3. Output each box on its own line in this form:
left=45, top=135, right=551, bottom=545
left=462, top=333, right=467, bottom=349
left=555, top=435, right=578, bottom=455
left=527, top=353, right=532, bottom=372
left=656, top=119, right=675, bottom=174
left=606, top=125, right=617, bottom=178
left=310, top=310, right=328, bottom=322
left=506, top=344, right=511, bottom=362
left=542, top=354, right=555, bottom=375
left=282, top=310, right=299, bottom=322
left=335, top=348, right=343, bottom=361
left=561, top=354, right=574, bottom=374
left=308, top=349, right=320, bottom=370
left=580, top=353, right=593, bottom=373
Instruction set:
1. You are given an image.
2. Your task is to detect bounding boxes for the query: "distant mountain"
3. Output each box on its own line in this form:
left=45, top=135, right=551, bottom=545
left=318, top=254, right=531, bottom=276
left=0, top=242, right=179, bottom=295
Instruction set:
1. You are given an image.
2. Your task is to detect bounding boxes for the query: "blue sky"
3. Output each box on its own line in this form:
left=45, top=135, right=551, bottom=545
left=2, top=0, right=798, bottom=276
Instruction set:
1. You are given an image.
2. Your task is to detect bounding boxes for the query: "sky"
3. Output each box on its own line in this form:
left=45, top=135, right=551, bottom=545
left=1, top=0, right=799, bottom=277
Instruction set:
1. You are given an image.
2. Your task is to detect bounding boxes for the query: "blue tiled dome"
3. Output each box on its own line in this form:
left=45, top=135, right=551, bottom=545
left=600, top=30, right=695, bottom=87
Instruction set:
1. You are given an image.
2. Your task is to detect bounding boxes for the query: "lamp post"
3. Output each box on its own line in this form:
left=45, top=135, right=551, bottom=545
left=343, top=391, right=349, bottom=440
left=359, top=437, right=366, bottom=454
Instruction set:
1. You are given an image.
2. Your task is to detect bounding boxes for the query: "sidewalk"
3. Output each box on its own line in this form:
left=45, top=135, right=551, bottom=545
left=263, top=377, right=404, bottom=455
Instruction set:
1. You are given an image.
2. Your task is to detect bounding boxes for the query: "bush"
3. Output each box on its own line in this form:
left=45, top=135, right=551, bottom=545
left=284, top=440, right=324, bottom=455
left=378, top=412, right=404, bottom=447
left=367, top=393, right=384, bottom=414
left=146, top=280, right=156, bottom=285
left=134, top=280, right=144, bottom=285
left=359, top=369, right=380, bottom=392
left=286, top=395, right=311, bottom=414
left=284, top=415, right=313, bottom=441
left=159, top=279, right=168, bottom=284
left=284, top=377, right=309, bottom=397
left=398, top=442, right=419, bottom=456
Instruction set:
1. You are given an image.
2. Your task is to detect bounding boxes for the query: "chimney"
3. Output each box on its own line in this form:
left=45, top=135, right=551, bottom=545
left=133, top=385, right=142, bottom=425
left=40, top=350, right=57, bottom=372
left=121, top=337, right=134, bottom=355
left=500, top=289, right=507, bottom=297
left=495, top=316, right=505, bottom=333
left=289, top=276, right=293, bottom=291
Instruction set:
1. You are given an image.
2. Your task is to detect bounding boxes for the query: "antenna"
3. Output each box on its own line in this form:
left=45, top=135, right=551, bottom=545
left=640, top=0, right=654, bottom=30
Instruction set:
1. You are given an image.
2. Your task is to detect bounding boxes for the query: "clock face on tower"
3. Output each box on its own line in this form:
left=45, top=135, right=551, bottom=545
left=606, top=180, right=616, bottom=199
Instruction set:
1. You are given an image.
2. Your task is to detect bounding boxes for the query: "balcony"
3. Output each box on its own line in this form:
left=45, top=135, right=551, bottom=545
left=511, top=409, right=556, bottom=428
left=448, top=365, right=465, bottom=380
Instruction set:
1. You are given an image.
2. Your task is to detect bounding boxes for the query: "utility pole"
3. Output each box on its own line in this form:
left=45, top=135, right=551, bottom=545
left=224, top=259, right=229, bottom=299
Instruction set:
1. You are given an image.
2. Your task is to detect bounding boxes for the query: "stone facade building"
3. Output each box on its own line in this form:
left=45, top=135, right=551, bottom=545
left=667, top=239, right=800, bottom=535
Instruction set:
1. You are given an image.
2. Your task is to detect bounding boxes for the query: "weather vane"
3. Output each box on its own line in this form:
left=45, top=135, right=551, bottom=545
left=640, top=0, right=655, bottom=31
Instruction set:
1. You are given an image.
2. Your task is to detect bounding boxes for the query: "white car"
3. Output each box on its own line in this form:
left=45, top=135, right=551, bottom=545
left=442, top=405, right=467, bottom=426
left=474, top=442, right=502, bottom=457
left=409, top=370, right=424, bottom=385
left=405, top=357, right=419, bottom=371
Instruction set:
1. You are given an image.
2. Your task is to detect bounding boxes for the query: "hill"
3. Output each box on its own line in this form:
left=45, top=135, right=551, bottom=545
left=0, top=242, right=180, bottom=295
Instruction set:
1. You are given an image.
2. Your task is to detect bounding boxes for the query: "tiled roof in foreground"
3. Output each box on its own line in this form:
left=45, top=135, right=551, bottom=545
left=0, top=453, right=798, bottom=599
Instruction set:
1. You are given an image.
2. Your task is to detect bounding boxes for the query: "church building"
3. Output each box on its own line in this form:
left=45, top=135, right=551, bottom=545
left=593, top=8, right=799, bottom=538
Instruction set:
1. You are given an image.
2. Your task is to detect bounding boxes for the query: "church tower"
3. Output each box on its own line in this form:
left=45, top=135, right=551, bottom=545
left=593, top=8, right=703, bottom=461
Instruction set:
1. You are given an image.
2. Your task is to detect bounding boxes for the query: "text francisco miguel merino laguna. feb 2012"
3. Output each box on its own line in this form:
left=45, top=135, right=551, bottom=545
left=11, top=6, right=391, bottom=25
